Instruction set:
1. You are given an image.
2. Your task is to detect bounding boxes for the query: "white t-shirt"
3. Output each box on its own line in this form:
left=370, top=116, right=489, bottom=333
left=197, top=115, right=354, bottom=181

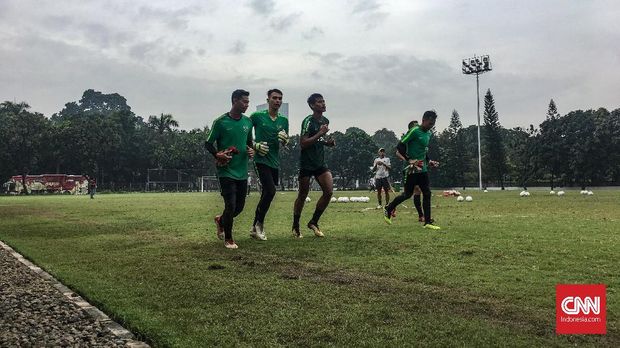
left=373, top=157, right=391, bottom=179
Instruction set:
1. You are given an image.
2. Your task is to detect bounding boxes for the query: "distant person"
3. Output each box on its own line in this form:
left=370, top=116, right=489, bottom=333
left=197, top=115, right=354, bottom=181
left=205, top=89, right=255, bottom=249
left=292, top=93, right=335, bottom=238
left=384, top=111, right=440, bottom=229
left=372, top=148, right=391, bottom=209
left=249, top=88, right=289, bottom=241
left=85, top=175, right=97, bottom=199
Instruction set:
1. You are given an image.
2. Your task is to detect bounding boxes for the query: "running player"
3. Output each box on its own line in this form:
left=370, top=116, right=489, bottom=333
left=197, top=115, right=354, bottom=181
left=396, top=120, right=424, bottom=222
left=205, top=89, right=256, bottom=249
left=249, top=89, right=289, bottom=241
left=384, top=111, right=440, bottom=229
left=292, top=93, right=335, bottom=238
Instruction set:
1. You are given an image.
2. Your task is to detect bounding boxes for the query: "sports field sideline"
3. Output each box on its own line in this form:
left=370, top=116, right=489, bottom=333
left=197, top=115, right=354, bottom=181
left=0, top=190, right=617, bottom=346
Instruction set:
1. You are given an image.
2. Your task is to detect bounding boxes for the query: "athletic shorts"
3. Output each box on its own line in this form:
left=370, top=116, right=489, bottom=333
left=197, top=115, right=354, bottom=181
left=375, top=177, right=390, bottom=192
left=299, top=166, right=329, bottom=179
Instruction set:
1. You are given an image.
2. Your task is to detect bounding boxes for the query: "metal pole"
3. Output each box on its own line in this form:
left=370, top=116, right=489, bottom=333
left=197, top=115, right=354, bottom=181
left=476, top=72, right=483, bottom=190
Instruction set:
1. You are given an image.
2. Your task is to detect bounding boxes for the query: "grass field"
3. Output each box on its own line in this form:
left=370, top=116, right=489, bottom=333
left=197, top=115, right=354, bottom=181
left=0, top=190, right=618, bottom=347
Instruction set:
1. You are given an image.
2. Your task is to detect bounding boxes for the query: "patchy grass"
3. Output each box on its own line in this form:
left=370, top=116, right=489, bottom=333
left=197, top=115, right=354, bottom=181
left=0, top=190, right=618, bottom=347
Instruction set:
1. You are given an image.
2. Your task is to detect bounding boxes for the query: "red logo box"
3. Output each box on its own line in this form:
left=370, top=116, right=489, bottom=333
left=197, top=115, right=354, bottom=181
left=556, top=284, right=606, bottom=335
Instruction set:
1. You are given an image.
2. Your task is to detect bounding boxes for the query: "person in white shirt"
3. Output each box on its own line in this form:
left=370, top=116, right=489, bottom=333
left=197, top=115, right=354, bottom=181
left=372, top=148, right=392, bottom=208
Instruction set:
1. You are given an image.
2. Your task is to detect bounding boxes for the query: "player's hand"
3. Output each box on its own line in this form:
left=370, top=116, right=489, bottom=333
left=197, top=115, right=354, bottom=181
left=253, top=141, right=269, bottom=156
left=407, top=159, right=424, bottom=173
left=215, top=150, right=233, bottom=167
left=277, top=130, right=289, bottom=145
left=429, top=160, right=440, bottom=168
left=325, top=137, right=336, bottom=147
left=247, top=146, right=255, bottom=159
left=318, top=124, right=329, bottom=136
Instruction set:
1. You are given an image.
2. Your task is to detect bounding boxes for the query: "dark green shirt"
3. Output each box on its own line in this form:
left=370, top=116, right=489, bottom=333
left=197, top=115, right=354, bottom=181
left=401, top=126, right=431, bottom=173
left=250, top=110, right=289, bottom=169
left=206, top=113, right=253, bottom=180
left=300, top=115, right=329, bottom=171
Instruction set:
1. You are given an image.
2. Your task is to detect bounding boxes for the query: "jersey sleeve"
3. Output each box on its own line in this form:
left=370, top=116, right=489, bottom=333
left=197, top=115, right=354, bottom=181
left=206, top=118, right=220, bottom=144
left=284, top=118, right=289, bottom=134
left=301, top=117, right=311, bottom=136
left=400, top=127, right=418, bottom=144
left=385, top=158, right=391, bottom=166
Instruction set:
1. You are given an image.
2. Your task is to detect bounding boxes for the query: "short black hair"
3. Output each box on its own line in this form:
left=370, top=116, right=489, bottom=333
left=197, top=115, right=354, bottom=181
left=231, top=89, right=250, bottom=103
left=268, top=89, right=283, bottom=97
left=422, top=110, right=438, bottom=120
left=408, top=120, right=419, bottom=129
left=307, top=93, right=323, bottom=105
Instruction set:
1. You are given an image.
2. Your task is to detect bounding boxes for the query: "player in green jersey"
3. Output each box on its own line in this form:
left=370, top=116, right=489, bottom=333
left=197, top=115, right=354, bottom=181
left=292, top=93, right=335, bottom=238
left=205, top=89, right=256, bottom=249
left=385, top=111, right=441, bottom=229
left=395, top=120, right=425, bottom=222
left=249, top=89, right=289, bottom=241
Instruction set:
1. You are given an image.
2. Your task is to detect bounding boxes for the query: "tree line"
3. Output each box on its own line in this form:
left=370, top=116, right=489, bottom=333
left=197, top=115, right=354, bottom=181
left=1, top=89, right=618, bottom=192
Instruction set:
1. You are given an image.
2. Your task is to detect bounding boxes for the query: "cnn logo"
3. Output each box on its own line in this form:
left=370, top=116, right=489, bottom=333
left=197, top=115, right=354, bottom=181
left=556, top=284, right=606, bottom=335
left=561, top=296, right=600, bottom=315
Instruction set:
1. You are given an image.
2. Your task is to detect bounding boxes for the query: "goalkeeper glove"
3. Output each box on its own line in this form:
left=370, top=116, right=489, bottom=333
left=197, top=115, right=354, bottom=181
left=253, top=141, right=270, bottom=156
left=277, top=130, right=289, bottom=145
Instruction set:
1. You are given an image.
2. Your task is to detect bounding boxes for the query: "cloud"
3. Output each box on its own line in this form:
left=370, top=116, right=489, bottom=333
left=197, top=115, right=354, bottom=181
left=229, top=41, right=246, bottom=55
left=352, top=0, right=381, bottom=14
left=247, top=0, right=275, bottom=15
left=350, top=0, right=388, bottom=30
left=302, top=26, right=324, bottom=40
left=269, top=12, right=301, bottom=31
left=137, top=5, right=205, bottom=31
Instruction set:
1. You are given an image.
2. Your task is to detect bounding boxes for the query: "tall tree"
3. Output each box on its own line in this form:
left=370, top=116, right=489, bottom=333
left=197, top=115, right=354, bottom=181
left=482, top=89, right=507, bottom=188
left=0, top=102, right=50, bottom=193
left=148, top=113, right=179, bottom=134
left=53, top=89, right=132, bottom=120
left=538, top=99, right=564, bottom=188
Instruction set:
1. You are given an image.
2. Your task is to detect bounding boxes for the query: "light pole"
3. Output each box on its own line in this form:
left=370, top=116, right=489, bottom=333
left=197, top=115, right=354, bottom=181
left=462, top=55, right=492, bottom=190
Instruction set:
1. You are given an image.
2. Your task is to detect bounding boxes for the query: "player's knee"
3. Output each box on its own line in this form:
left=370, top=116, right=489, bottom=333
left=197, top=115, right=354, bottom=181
left=264, top=186, right=276, bottom=200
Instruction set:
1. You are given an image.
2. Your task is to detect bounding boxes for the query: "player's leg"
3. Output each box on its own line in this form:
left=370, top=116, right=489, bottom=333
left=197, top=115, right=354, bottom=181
left=384, top=173, right=414, bottom=223
left=308, top=169, right=333, bottom=237
left=413, top=185, right=423, bottom=222
left=252, top=164, right=277, bottom=240
left=376, top=183, right=383, bottom=208
left=218, top=177, right=239, bottom=248
left=292, top=174, right=311, bottom=238
left=381, top=178, right=390, bottom=206
left=418, top=173, right=440, bottom=229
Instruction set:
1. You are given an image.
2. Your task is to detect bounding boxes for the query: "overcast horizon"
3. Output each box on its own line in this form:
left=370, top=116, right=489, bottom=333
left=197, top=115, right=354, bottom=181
left=1, top=0, right=619, bottom=134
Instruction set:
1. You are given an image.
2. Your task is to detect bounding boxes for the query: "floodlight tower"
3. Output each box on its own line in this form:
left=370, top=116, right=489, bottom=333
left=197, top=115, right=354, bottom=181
left=462, top=55, right=492, bottom=190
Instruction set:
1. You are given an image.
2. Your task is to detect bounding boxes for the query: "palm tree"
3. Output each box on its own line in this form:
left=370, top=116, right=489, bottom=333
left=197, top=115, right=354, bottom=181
left=148, top=113, right=179, bottom=134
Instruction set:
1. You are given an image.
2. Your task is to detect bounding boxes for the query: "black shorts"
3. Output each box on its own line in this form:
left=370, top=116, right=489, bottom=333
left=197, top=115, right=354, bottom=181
left=375, top=177, right=390, bottom=192
left=299, top=166, right=329, bottom=179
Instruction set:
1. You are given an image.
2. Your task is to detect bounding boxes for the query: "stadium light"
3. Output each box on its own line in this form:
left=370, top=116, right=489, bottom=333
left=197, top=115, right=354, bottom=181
left=462, top=54, right=492, bottom=190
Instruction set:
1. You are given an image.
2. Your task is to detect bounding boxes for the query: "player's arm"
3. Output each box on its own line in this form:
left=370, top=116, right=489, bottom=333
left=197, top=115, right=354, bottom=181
left=396, top=142, right=408, bottom=161
left=205, top=119, right=220, bottom=159
left=205, top=119, right=233, bottom=164
left=247, top=130, right=255, bottom=158
left=300, top=121, right=329, bottom=149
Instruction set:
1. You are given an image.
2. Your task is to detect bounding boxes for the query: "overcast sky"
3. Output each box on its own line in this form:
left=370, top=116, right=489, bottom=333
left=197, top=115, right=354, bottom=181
left=1, top=0, right=618, bottom=133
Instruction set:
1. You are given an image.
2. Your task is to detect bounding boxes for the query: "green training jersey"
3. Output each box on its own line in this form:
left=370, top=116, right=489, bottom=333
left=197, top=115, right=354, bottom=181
left=299, top=115, right=329, bottom=171
left=400, top=126, right=431, bottom=173
left=250, top=110, right=289, bottom=169
left=206, top=113, right=253, bottom=180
